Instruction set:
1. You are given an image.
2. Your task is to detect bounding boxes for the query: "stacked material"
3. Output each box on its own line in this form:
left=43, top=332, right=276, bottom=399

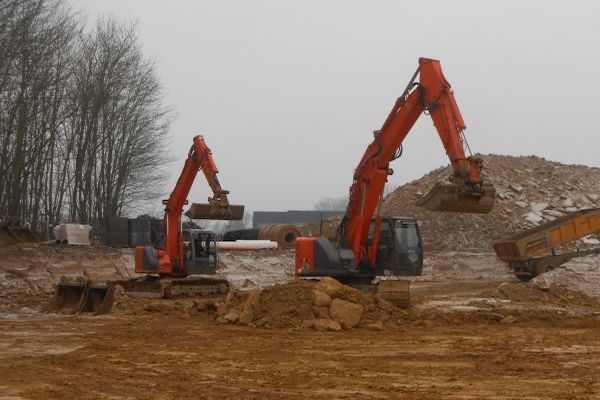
left=257, top=224, right=301, bottom=250
left=216, top=240, right=277, bottom=251
left=53, top=224, right=92, bottom=246
left=224, top=224, right=301, bottom=250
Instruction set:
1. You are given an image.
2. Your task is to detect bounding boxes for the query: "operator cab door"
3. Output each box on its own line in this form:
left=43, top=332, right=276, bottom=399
left=371, top=219, right=394, bottom=269
left=392, top=219, right=423, bottom=275
left=368, top=218, right=423, bottom=276
left=367, top=219, right=395, bottom=272
left=183, top=230, right=218, bottom=275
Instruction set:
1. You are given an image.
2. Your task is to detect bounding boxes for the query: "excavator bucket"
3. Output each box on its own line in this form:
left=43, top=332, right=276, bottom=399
left=416, top=180, right=495, bottom=214
left=185, top=203, right=245, bottom=220
left=49, top=279, right=113, bottom=314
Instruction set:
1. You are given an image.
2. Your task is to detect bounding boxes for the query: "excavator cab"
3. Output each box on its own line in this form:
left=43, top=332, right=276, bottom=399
left=182, top=229, right=218, bottom=274
left=296, top=216, right=423, bottom=279
left=368, top=217, right=423, bottom=276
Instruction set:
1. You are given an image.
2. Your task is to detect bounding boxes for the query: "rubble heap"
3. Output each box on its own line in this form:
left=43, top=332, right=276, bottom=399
left=530, top=257, right=600, bottom=299
left=381, top=154, right=600, bottom=251
left=213, top=277, right=402, bottom=331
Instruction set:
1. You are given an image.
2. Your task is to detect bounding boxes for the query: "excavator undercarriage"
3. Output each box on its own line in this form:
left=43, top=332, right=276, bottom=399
left=51, top=135, right=243, bottom=313
left=51, top=276, right=229, bottom=314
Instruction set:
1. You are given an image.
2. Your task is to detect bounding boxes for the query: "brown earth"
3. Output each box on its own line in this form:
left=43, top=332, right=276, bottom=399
left=0, top=244, right=135, bottom=315
left=1, top=244, right=599, bottom=398
left=213, top=278, right=400, bottom=331
left=1, top=308, right=599, bottom=399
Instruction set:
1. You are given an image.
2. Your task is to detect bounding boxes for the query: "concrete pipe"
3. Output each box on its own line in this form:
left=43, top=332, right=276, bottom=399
left=258, top=224, right=301, bottom=250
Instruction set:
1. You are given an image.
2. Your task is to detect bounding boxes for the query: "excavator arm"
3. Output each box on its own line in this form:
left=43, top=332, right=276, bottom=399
left=160, top=135, right=244, bottom=274
left=339, top=57, right=494, bottom=267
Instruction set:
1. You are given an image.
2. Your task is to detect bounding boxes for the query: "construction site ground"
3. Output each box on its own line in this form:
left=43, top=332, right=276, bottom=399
left=1, top=245, right=599, bottom=399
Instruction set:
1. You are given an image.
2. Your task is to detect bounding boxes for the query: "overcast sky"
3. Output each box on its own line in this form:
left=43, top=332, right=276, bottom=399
left=76, top=0, right=599, bottom=213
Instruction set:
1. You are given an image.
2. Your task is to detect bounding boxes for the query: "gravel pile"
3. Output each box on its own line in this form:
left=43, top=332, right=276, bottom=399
left=214, top=277, right=403, bottom=331
left=380, top=154, right=600, bottom=251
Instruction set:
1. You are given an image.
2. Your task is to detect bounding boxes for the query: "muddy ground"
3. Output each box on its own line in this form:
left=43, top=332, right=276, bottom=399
left=0, top=245, right=599, bottom=399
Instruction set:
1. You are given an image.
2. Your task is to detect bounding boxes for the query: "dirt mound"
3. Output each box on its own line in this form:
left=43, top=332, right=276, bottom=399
left=0, top=222, right=40, bottom=248
left=380, top=154, right=600, bottom=251
left=0, top=244, right=135, bottom=315
left=530, top=255, right=600, bottom=299
left=213, top=277, right=403, bottom=330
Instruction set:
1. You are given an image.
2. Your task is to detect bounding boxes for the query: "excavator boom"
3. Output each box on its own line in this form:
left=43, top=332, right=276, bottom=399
left=340, top=58, right=494, bottom=266
left=296, top=57, right=495, bottom=277
left=413, top=59, right=494, bottom=213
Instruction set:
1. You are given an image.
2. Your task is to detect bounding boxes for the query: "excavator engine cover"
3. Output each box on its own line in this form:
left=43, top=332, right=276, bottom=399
left=185, top=203, right=245, bottom=220
left=416, top=181, right=495, bottom=214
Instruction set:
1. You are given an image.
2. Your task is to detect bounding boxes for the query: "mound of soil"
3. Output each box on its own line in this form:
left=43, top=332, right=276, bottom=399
left=530, top=256, right=600, bottom=299
left=0, top=244, right=134, bottom=314
left=213, top=277, right=404, bottom=331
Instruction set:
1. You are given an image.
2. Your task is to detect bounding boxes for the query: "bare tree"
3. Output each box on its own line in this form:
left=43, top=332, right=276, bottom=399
left=0, top=1, right=172, bottom=234
left=0, top=0, right=78, bottom=232
left=64, top=17, right=171, bottom=224
left=313, top=196, right=348, bottom=211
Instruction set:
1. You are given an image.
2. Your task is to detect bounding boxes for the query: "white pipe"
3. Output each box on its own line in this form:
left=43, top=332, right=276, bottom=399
left=216, top=240, right=278, bottom=250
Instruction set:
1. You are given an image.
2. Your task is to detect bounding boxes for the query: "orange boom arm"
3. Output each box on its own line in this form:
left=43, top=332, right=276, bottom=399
left=158, top=135, right=243, bottom=274
left=338, top=57, right=491, bottom=267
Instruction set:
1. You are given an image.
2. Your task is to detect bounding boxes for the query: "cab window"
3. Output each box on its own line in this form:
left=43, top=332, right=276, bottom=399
left=394, top=221, right=420, bottom=248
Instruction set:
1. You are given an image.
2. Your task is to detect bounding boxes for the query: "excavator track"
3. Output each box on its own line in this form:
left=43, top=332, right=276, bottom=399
left=118, top=277, right=229, bottom=299
left=50, top=277, right=229, bottom=314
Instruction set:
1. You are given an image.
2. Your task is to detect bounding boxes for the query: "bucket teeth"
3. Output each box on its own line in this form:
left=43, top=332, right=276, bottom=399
left=416, top=181, right=495, bottom=214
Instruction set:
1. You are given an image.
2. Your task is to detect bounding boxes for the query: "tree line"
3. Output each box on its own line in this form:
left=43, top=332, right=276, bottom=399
left=0, top=0, right=171, bottom=235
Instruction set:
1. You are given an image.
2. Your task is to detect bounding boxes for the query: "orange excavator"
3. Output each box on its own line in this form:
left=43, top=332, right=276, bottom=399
left=295, top=58, right=495, bottom=281
left=53, top=135, right=244, bottom=313
left=135, top=135, right=244, bottom=276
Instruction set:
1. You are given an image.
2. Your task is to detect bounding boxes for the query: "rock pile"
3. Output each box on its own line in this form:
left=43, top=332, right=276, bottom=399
left=214, top=277, right=401, bottom=331
left=380, top=154, right=600, bottom=251
left=530, top=256, right=600, bottom=299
